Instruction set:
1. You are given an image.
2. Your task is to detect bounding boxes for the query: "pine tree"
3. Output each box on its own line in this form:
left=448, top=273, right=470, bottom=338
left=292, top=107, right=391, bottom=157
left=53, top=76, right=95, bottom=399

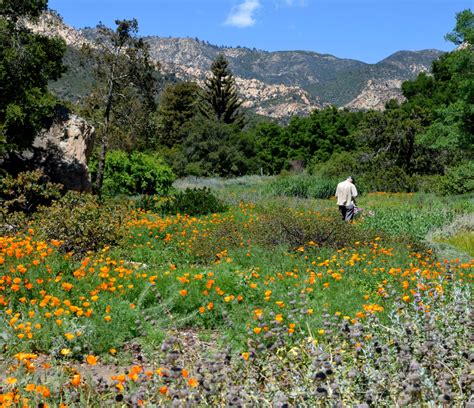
left=155, top=81, right=200, bottom=147
left=199, top=54, right=244, bottom=127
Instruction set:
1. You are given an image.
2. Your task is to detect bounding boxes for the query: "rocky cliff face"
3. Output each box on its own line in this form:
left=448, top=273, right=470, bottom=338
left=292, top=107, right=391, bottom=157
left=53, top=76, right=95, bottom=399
left=144, top=36, right=442, bottom=114
left=3, top=108, right=96, bottom=192
left=24, top=11, right=92, bottom=48
left=32, top=110, right=95, bottom=192
left=345, top=79, right=405, bottom=111
left=151, top=48, right=319, bottom=118
left=31, top=12, right=444, bottom=119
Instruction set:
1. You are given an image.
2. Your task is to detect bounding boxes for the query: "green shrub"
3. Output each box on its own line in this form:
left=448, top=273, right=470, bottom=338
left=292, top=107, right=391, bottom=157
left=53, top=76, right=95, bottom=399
left=188, top=216, right=243, bottom=261
left=93, top=151, right=175, bottom=196
left=162, top=188, right=227, bottom=216
left=137, top=188, right=228, bottom=216
left=250, top=205, right=380, bottom=249
left=99, top=151, right=134, bottom=196
left=128, top=152, right=175, bottom=195
left=308, top=151, right=359, bottom=179
left=412, top=174, right=444, bottom=194
left=33, top=192, right=128, bottom=255
left=0, top=210, right=28, bottom=236
left=133, top=194, right=160, bottom=212
left=0, top=170, right=63, bottom=234
left=359, top=167, right=418, bottom=193
left=184, top=162, right=208, bottom=177
left=0, top=170, right=62, bottom=214
left=438, top=161, right=474, bottom=195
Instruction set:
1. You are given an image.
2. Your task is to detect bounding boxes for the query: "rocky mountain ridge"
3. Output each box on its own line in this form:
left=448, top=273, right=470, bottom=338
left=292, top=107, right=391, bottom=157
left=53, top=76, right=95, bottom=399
left=29, top=12, right=444, bottom=119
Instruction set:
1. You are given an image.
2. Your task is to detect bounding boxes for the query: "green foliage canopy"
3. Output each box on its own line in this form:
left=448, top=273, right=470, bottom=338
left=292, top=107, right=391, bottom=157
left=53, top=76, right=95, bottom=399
left=180, top=117, right=254, bottom=177
left=0, top=1, right=66, bottom=153
left=1, top=0, right=47, bottom=22
left=403, top=49, right=473, bottom=156
left=154, top=81, right=200, bottom=147
left=444, top=8, right=474, bottom=45
left=92, top=150, right=175, bottom=197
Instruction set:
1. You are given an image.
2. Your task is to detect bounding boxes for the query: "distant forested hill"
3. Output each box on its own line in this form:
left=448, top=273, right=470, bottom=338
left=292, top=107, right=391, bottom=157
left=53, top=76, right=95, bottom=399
left=32, top=12, right=443, bottom=119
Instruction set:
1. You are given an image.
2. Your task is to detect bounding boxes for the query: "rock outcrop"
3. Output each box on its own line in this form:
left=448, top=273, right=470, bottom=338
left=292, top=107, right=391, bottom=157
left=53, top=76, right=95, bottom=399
left=24, top=11, right=92, bottom=49
left=4, top=109, right=96, bottom=192
left=33, top=109, right=96, bottom=192
left=144, top=42, right=320, bottom=118
left=345, top=79, right=405, bottom=111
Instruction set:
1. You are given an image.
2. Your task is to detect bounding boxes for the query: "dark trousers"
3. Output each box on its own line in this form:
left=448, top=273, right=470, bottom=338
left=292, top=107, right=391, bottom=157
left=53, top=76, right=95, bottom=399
left=339, top=205, right=355, bottom=221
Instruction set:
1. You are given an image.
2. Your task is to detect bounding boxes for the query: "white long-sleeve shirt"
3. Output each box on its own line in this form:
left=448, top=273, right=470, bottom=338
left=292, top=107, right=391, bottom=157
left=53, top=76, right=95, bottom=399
left=335, top=180, right=358, bottom=206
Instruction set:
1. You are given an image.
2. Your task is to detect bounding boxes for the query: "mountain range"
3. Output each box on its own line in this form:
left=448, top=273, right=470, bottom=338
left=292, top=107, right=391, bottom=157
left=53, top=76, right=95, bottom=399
left=30, top=12, right=444, bottom=119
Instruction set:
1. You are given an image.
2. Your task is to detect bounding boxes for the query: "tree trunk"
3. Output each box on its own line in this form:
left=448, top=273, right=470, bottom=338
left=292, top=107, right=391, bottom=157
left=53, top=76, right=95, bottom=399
left=94, top=134, right=108, bottom=195
left=94, top=76, right=115, bottom=195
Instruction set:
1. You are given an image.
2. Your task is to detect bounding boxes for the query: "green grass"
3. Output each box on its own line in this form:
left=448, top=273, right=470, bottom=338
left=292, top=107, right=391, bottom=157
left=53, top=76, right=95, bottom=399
left=105, top=196, right=465, bottom=349
left=435, top=231, right=474, bottom=257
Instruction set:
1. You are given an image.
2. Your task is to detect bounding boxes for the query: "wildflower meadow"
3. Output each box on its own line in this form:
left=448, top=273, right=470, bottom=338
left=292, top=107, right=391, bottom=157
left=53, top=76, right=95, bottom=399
left=0, top=181, right=472, bottom=407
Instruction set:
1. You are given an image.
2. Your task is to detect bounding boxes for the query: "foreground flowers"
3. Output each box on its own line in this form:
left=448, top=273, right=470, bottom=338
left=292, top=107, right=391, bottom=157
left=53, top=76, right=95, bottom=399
left=0, top=200, right=472, bottom=406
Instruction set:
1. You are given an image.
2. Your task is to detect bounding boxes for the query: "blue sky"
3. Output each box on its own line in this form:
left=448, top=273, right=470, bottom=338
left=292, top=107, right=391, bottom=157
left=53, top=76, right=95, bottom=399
left=48, top=0, right=471, bottom=63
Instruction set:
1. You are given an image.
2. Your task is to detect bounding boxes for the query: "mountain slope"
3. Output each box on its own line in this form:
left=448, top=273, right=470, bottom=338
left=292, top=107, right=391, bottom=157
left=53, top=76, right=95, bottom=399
left=31, top=12, right=444, bottom=119
left=146, top=37, right=443, bottom=112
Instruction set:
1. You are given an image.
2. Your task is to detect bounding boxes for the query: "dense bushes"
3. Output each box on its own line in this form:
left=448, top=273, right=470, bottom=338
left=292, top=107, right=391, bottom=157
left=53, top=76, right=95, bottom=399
left=250, top=205, right=379, bottom=249
left=161, top=188, right=227, bottom=215
left=33, top=192, right=129, bottom=255
left=0, top=170, right=63, bottom=234
left=177, top=118, right=256, bottom=177
left=358, top=167, right=418, bottom=193
left=438, top=161, right=474, bottom=195
left=92, top=151, right=175, bottom=196
left=308, top=151, right=359, bottom=180
left=181, top=199, right=386, bottom=262
left=307, top=159, right=474, bottom=195
left=0, top=170, right=62, bottom=214
left=136, top=187, right=227, bottom=216
left=354, top=161, right=474, bottom=195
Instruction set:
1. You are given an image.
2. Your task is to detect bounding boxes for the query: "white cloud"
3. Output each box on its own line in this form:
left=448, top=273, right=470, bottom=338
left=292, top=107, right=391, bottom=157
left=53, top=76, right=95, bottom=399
left=224, top=0, right=261, bottom=28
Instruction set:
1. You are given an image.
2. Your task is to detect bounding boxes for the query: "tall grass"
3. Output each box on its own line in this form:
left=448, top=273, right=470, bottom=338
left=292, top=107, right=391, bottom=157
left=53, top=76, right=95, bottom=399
left=267, top=175, right=337, bottom=199
left=436, top=231, right=474, bottom=256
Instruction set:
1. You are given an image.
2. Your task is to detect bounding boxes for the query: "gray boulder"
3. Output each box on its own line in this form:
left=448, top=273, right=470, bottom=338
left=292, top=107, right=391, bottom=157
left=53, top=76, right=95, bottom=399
left=3, top=108, right=96, bottom=192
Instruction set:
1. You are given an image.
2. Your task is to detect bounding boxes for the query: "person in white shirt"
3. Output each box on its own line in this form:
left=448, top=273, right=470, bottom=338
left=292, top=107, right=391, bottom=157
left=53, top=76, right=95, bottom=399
left=335, top=176, right=358, bottom=221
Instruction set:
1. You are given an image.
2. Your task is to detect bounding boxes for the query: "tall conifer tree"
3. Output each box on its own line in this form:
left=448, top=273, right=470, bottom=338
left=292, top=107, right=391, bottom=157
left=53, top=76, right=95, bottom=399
left=199, top=54, right=244, bottom=127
